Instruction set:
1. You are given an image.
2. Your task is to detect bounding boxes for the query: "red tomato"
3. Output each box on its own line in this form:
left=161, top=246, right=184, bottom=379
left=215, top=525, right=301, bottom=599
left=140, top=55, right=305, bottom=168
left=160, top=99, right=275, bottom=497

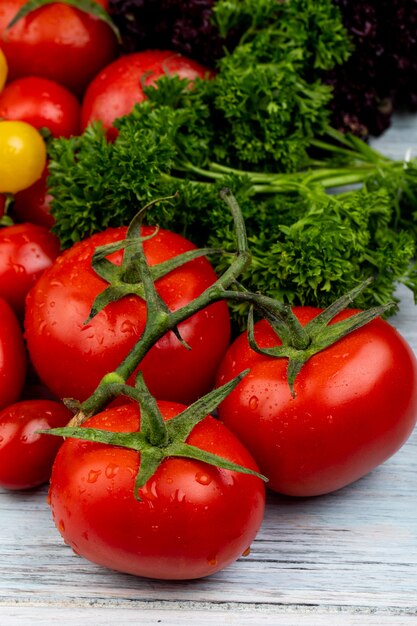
left=48, top=402, right=265, bottom=579
left=25, top=225, right=231, bottom=404
left=0, top=222, right=61, bottom=317
left=0, top=76, right=81, bottom=138
left=12, top=165, right=54, bottom=228
left=81, top=50, right=211, bottom=140
left=0, top=297, right=26, bottom=410
left=0, top=399, right=72, bottom=489
left=0, top=0, right=118, bottom=95
left=216, top=308, right=417, bottom=496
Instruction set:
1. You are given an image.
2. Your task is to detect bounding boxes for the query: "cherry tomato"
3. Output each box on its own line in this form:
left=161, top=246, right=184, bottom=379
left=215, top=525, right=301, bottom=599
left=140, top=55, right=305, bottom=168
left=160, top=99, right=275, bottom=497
left=0, top=0, right=118, bottom=96
left=216, top=307, right=417, bottom=496
left=25, top=225, right=231, bottom=405
left=0, top=222, right=60, bottom=317
left=12, top=164, right=54, bottom=228
left=0, top=77, right=81, bottom=138
left=0, top=297, right=26, bottom=410
left=0, top=399, right=72, bottom=490
left=0, top=48, right=7, bottom=91
left=81, top=50, right=211, bottom=140
left=48, top=402, right=265, bottom=579
left=0, top=120, right=47, bottom=194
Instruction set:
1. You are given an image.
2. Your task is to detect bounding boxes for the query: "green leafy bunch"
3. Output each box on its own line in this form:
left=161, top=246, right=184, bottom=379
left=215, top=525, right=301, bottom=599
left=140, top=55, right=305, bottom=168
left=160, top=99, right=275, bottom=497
left=46, top=0, right=417, bottom=324
left=208, top=0, right=351, bottom=171
left=210, top=186, right=417, bottom=324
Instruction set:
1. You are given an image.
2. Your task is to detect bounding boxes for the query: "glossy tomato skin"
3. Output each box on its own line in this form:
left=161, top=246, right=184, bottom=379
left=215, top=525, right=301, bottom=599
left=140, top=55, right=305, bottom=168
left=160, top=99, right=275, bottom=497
left=0, top=77, right=81, bottom=138
left=48, top=402, right=265, bottom=579
left=0, top=119, right=46, bottom=194
left=0, top=222, right=61, bottom=317
left=0, top=399, right=71, bottom=490
left=0, top=0, right=118, bottom=95
left=216, top=308, right=417, bottom=496
left=12, top=165, right=54, bottom=228
left=0, top=297, right=26, bottom=410
left=25, top=225, right=231, bottom=405
left=81, top=50, right=211, bottom=139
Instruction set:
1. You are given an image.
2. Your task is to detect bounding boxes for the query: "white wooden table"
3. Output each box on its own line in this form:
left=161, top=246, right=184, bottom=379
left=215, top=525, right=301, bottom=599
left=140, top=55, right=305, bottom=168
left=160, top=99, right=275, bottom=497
left=1, top=116, right=417, bottom=625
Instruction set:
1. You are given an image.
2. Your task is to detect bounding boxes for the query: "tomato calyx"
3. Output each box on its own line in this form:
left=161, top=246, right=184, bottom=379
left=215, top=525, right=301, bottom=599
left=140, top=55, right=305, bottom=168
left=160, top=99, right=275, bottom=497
left=85, top=195, right=220, bottom=348
left=41, top=370, right=267, bottom=499
left=7, top=0, right=122, bottom=43
left=245, top=277, right=395, bottom=396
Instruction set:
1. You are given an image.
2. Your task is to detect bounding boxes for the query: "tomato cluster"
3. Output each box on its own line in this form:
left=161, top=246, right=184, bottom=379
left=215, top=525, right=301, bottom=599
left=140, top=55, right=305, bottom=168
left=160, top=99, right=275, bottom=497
left=0, top=0, right=416, bottom=584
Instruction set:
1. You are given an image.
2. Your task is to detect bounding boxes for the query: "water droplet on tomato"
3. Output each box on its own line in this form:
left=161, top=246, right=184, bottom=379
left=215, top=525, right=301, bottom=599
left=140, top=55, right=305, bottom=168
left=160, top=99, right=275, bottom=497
left=249, top=396, right=259, bottom=410
left=0, top=435, right=3, bottom=444
left=82, top=531, right=89, bottom=541
left=195, top=471, right=212, bottom=486
left=87, top=469, right=101, bottom=483
left=58, top=519, right=65, bottom=533
left=105, top=463, right=119, bottom=479
left=11, top=263, right=25, bottom=275
left=120, top=319, right=137, bottom=334
left=207, top=555, right=217, bottom=567
left=170, top=488, right=186, bottom=503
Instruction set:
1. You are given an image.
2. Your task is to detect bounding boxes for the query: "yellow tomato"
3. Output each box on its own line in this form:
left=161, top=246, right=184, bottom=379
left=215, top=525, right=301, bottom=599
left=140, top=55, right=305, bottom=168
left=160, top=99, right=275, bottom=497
left=0, top=121, right=47, bottom=194
left=0, top=49, right=7, bottom=91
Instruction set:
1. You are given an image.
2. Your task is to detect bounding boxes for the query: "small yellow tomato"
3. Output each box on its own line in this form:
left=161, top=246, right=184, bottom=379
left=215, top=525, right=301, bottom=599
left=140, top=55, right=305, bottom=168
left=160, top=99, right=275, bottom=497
left=0, top=121, right=47, bottom=194
left=0, top=49, right=7, bottom=91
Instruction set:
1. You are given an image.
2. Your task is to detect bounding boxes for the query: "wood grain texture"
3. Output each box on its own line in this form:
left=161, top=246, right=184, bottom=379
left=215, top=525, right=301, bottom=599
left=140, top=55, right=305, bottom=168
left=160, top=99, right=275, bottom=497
left=1, top=115, right=417, bottom=625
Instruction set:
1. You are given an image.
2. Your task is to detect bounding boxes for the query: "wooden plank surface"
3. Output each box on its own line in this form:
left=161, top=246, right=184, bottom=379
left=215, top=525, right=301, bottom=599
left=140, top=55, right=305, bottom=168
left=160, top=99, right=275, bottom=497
left=1, top=115, right=417, bottom=625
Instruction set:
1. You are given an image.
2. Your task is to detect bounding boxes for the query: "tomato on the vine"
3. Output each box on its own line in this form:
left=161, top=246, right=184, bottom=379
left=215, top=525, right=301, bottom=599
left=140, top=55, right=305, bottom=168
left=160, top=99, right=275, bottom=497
left=0, top=0, right=118, bottom=96
left=48, top=401, right=265, bottom=579
left=25, top=225, right=231, bottom=405
left=0, top=297, right=26, bottom=410
left=0, top=120, right=47, bottom=194
left=0, top=77, right=81, bottom=138
left=0, top=222, right=60, bottom=316
left=0, top=399, right=72, bottom=490
left=81, top=50, right=211, bottom=140
left=216, top=307, right=417, bottom=496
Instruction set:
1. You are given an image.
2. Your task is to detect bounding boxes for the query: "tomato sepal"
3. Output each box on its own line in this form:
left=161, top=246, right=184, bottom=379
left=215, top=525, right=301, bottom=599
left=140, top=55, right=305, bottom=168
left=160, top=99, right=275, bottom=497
left=86, top=242, right=219, bottom=323
left=41, top=369, right=267, bottom=500
left=85, top=193, right=220, bottom=328
left=246, top=277, right=395, bottom=396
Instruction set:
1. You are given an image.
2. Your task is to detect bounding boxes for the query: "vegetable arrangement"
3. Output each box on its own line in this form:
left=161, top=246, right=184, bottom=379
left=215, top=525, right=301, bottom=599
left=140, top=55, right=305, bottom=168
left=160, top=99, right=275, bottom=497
left=0, top=0, right=417, bottom=583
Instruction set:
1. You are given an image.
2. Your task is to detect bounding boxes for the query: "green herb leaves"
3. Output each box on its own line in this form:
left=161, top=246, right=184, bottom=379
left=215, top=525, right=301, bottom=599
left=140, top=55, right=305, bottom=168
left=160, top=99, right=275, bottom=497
left=47, top=0, right=417, bottom=321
